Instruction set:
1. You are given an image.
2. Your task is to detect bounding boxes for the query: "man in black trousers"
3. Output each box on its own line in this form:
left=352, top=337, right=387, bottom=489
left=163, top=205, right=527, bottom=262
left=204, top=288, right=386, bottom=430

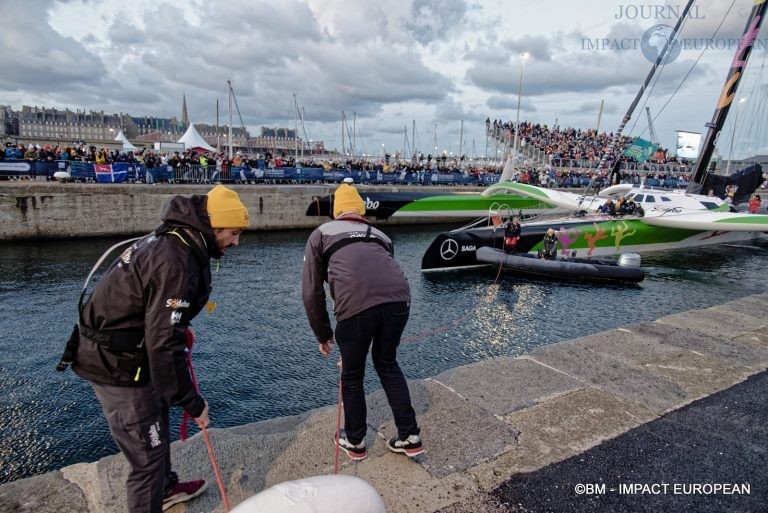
left=302, top=183, right=424, bottom=461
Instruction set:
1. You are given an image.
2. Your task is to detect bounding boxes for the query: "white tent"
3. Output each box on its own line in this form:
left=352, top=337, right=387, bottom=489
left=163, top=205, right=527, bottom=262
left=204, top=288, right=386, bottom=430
left=177, top=124, right=215, bottom=152
left=114, top=130, right=138, bottom=151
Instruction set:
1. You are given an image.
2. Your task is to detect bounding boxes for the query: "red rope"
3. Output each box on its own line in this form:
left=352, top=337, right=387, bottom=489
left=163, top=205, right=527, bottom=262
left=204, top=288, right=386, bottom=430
left=203, top=427, right=231, bottom=512
left=180, top=328, right=231, bottom=511
left=332, top=363, right=343, bottom=474
left=400, top=261, right=505, bottom=344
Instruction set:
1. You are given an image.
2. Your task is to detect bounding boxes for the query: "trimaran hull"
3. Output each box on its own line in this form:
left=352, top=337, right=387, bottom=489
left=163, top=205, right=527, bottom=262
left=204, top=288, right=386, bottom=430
left=421, top=214, right=765, bottom=271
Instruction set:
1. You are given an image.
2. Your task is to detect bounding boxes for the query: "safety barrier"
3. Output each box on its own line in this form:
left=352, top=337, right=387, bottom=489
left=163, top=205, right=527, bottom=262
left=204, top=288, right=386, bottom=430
left=0, top=159, right=701, bottom=189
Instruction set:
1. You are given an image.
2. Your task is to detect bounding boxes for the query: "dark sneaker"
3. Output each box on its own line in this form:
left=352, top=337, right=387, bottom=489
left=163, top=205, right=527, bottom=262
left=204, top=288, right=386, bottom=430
left=335, top=429, right=367, bottom=461
left=388, top=434, right=425, bottom=457
left=162, top=479, right=208, bottom=511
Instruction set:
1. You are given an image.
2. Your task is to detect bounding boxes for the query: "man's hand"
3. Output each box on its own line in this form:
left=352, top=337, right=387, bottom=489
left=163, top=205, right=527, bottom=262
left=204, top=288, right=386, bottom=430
left=194, top=401, right=210, bottom=429
left=319, top=337, right=335, bottom=357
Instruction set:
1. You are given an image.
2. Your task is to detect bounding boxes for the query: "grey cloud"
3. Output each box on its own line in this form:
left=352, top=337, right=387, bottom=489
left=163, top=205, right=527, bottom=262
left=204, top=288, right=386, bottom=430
left=406, top=0, right=471, bottom=44
left=486, top=95, right=536, bottom=113
left=0, top=1, right=105, bottom=94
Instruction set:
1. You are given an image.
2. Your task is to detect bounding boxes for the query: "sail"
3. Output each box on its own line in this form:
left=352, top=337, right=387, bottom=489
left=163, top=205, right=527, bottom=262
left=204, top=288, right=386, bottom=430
left=689, top=0, right=768, bottom=192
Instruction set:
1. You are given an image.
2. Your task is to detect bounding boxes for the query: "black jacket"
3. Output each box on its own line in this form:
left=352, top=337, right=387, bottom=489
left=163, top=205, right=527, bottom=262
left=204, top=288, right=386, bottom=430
left=72, top=195, right=221, bottom=417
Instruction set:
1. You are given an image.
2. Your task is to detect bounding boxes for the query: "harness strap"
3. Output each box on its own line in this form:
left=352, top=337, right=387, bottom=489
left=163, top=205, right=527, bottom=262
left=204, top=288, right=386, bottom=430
left=78, top=325, right=144, bottom=353
left=321, top=224, right=393, bottom=280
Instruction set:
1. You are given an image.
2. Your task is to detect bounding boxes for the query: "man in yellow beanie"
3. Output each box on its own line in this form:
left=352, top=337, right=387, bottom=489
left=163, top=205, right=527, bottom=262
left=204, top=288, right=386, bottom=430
left=64, top=185, right=248, bottom=513
left=206, top=184, right=250, bottom=253
left=332, top=183, right=367, bottom=218
left=302, top=183, right=424, bottom=461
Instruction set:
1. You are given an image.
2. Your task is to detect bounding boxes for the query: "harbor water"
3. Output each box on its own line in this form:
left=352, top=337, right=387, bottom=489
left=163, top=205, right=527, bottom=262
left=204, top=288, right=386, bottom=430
left=1, top=225, right=766, bottom=484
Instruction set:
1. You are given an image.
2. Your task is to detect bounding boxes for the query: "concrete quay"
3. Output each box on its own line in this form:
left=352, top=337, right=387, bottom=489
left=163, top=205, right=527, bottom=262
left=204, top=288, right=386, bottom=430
left=0, top=182, right=473, bottom=240
left=1, top=293, right=767, bottom=513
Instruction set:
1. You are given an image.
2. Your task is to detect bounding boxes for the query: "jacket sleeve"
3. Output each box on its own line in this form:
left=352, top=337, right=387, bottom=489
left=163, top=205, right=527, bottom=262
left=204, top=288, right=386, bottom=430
left=143, top=254, right=205, bottom=417
left=301, top=229, right=333, bottom=344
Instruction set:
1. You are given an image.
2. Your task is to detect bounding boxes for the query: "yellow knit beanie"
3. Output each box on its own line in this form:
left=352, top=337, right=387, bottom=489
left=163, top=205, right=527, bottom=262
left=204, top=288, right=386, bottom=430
left=333, top=183, right=366, bottom=218
left=206, top=185, right=249, bottom=229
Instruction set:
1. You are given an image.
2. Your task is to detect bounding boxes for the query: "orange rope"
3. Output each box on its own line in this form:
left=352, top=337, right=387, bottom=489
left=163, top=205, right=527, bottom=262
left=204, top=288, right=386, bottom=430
left=202, top=427, right=231, bottom=512
left=332, top=364, right=343, bottom=474
left=182, top=328, right=231, bottom=510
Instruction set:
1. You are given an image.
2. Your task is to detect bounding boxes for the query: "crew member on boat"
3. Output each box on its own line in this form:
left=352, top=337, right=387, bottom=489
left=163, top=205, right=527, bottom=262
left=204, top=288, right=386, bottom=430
left=597, top=198, right=616, bottom=215
left=540, top=228, right=558, bottom=260
left=504, top=216, right=522, bottom=253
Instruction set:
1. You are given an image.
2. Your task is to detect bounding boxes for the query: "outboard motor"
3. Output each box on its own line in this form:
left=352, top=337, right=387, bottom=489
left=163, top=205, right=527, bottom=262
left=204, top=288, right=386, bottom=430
left=618, top=253, right=641, bottom=267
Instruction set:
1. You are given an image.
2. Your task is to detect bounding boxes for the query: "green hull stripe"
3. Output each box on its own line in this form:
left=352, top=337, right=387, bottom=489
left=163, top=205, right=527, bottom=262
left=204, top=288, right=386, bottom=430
left=398, top=194, right=553, bottom=212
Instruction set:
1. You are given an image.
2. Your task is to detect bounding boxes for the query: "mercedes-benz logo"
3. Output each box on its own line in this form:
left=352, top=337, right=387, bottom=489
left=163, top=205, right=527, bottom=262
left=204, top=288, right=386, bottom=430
left=440, top=239, right=459, bottom=260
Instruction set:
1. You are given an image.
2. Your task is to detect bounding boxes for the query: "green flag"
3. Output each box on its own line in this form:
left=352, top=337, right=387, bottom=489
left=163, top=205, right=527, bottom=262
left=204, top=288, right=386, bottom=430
left=623, top=137, right=657, bottom=163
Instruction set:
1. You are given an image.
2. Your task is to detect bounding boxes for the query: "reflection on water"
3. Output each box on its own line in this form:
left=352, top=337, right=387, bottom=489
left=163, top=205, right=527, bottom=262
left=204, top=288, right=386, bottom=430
left=0, top=228, right=766, bottom=483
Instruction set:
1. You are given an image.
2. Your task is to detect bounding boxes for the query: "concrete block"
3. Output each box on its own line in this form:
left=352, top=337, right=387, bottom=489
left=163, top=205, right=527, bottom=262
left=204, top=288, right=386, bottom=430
left=655, top=308, right=767, bottom=340
left=528, top=341, right=687, bottom=412
left=343, top=451, right=479, bottom=513
left=468, top=386, right=656, bottom=491
left=434, top=356, right=584, bottom=415
left=714, top=296, right=768, bottom=320
left=371, top=379, right=519, bottom=479
left=0, top=470, right=88, bottom=513
left=629, top=321, right=768, bottom=369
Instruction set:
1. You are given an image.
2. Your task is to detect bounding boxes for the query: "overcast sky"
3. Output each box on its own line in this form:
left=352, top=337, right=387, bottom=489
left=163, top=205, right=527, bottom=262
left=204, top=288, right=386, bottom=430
left=1, top=0, right=767, bottom=159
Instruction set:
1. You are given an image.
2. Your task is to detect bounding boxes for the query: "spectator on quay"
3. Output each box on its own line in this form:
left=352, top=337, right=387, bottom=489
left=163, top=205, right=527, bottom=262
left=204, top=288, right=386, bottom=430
left=24, top=145, right=38, bottom=161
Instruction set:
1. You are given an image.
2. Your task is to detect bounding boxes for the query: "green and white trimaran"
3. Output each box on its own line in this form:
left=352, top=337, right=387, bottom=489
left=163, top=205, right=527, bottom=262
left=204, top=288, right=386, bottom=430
left=420, top=0, right=768, bottom=270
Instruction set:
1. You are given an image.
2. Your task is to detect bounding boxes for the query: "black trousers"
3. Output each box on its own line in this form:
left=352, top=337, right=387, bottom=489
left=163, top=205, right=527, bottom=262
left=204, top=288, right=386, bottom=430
left=335, top=301, right=419, bottom=444
left=92, top=382, right=174, bottom=513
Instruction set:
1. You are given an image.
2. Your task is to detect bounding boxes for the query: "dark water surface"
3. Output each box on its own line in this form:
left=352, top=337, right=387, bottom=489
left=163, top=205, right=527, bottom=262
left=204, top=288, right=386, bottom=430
left=1, top=226, right=766, bottom=484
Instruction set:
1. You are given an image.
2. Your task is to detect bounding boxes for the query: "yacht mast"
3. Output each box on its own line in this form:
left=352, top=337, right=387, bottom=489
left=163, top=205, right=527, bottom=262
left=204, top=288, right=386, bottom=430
left=598, top=0, right=694, bottom=184
left=689, top=0, right=768, bottom=192
left=227, top=80, right=233, bottom=159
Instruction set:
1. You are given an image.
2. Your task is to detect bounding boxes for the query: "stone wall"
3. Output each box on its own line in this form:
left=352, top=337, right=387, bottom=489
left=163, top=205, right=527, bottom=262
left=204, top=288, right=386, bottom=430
left=0, top=183, right=464, bottom=240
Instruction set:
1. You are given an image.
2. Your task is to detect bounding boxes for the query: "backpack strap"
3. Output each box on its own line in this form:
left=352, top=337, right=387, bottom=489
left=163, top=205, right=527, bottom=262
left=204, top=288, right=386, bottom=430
left=321, top=224, right=393, bottom=281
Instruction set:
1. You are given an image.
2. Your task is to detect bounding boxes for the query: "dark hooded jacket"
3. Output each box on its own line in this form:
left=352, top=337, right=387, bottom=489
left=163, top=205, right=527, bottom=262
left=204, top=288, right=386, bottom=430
left=72, top=195, right=221, bottom=417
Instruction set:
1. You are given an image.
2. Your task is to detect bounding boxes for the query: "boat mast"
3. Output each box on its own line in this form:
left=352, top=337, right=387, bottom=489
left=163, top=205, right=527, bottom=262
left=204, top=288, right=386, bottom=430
left=688, top=0, right=768, bottom=192
left=595, top=99, right=604, bottom=132
left=293, top=93, right=299, bottom=160
left=227, top=80, right=233, bottom=159
left=216, top=98, right=220, bottom=152
left=341, top=111, right=346, bottom=156
left=459, top=119, right=464, bottom=157
left=597, top=0, right=695, bottom=184
left=412, top=119, right=416, bottom=157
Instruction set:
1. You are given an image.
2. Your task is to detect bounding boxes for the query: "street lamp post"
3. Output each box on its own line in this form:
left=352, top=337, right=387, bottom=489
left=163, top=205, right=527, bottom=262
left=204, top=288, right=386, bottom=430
left=512, top=52, right=529, bottom=164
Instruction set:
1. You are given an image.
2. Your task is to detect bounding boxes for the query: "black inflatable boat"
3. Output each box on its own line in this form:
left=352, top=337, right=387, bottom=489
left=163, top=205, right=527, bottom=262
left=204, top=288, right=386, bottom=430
left=476, top=247, right=645, bottom=283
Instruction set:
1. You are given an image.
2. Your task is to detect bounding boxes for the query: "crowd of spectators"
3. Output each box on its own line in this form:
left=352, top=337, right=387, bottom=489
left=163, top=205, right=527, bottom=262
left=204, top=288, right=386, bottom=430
left=486, top=119, right=693, bottom=172
left=3, top=117, right=701, bottom=185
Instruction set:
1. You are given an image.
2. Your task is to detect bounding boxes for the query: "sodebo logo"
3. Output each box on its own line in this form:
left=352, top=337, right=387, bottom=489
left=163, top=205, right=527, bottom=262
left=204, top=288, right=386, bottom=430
left=364, top=197, right=380, bottom=210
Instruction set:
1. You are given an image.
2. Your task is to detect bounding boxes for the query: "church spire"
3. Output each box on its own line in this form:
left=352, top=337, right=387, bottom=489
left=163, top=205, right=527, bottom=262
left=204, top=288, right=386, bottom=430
left=181, top=93, right=189, bottom=127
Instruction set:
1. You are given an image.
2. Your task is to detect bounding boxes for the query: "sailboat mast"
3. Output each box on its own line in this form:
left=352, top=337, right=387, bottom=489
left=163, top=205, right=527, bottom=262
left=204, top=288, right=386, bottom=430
left=598, top=0, right=694, bottom=182
left=341, top=111, right=346, bottom=156
left=459, top=119, right=464, bottom=157
left=412, top=119, right=416, bottom=156
left=595, top=99, right=604, bottom=132
left=216, top=98, right=220, bottom=152
left=227, top=80, right=233, bottom=159
left=293, top=93, right=299, bottom=160
left=689, top=0, right=768, bottom=191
